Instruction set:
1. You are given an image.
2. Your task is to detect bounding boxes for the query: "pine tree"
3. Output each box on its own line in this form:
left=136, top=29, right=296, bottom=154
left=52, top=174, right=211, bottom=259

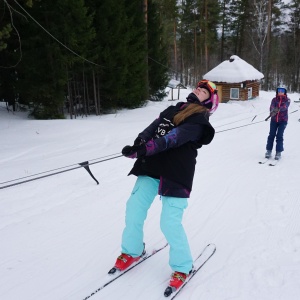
left=0, top=0, right=39, bottom=111
left=219, top=0, right=232, bottom=62
left=285, top=0, right=300, bottom=91
left=88, top=0, right=130, bottom=110
left=7, top=0, right=94, bottom=119
left=176, top=0, right=220, bottom=85
left=0, top=0, right=36, bottom=50
left=148, top=0, right=169, bottom=100
left=85, top=0, right=148, bottom=110
left=226, top=0, right=251, bottom=58
left=122, top=0, right=149, bottom=108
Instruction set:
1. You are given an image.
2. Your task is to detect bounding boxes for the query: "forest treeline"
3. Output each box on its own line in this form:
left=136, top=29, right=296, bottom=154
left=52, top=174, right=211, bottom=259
left=0, top=0, right=299, bottom=119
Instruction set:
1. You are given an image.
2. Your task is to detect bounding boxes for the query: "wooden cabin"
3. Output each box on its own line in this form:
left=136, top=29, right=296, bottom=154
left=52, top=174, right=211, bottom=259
left=203, top=55, right=264, bottom=103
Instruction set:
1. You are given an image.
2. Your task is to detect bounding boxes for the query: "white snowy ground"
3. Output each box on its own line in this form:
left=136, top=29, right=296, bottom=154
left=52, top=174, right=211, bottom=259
left=1, top=88, right=300, bottom=300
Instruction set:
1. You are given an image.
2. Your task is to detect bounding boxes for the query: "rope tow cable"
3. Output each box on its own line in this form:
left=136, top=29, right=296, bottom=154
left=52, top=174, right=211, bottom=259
left=0, top=155, right=123, bottom=190
left=1, top=110, right=298, bottom=190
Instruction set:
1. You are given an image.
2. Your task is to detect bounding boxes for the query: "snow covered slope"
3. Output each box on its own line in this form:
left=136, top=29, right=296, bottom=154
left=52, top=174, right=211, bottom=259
left=1, top=89, right=300, bottom=300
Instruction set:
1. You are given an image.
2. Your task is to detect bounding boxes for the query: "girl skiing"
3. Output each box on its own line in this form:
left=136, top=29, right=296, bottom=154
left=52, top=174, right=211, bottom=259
left=265, top=87, right=290, bottom=160
left=109, top=80, right=219, bottom=294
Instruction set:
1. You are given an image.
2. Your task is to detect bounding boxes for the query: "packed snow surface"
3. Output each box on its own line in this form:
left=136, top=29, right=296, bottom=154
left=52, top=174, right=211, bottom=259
left=1, top=89, right=300, bottom=300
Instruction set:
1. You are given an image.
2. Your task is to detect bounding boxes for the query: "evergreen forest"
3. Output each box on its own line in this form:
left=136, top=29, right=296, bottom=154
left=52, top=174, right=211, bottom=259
left=0, top=0, right=299, bottom=119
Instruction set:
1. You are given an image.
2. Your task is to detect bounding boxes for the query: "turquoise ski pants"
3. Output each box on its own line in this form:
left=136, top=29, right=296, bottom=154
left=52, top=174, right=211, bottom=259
left=121, top=176, right=193, bottom=274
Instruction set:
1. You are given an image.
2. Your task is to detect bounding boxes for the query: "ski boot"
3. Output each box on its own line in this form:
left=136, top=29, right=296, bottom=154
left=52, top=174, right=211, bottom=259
left=275, top=152, right=281, bottom=160
left=108, top=245, right=146, bottom=274
left=265, top=150, right=271, bottom=159
left=164, top=271, right=190, bottom=297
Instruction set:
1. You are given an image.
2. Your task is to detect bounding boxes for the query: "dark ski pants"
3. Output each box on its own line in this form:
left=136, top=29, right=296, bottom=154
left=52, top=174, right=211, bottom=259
left=266, top=120, right=287, bottom=153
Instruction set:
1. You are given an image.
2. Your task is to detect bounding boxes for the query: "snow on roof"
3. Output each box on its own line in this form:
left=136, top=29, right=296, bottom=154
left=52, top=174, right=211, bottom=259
left=203, top=55, right=264, bottom=83
left=168, top=79, right=187, bottom=89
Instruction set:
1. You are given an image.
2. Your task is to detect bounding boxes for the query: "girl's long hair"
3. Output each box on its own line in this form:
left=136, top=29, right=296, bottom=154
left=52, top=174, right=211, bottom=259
left=173, top=103, right=209, bottom=126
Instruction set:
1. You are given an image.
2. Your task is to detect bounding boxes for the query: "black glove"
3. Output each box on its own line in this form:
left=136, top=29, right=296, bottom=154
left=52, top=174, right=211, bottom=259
left=122, top=144, right=146, bottom=158
left=134, top=137, right=146, bottom=146
left=271, top=107, right=279, bottom=116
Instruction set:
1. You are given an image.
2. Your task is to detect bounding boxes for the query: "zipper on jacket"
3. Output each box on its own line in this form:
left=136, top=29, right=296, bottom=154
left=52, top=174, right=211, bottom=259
left=276, top=97, right=282, bottom=122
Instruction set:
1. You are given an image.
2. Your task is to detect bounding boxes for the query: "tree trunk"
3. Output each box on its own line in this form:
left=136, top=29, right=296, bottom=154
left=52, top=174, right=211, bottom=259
left=143, top=0, right=149, bottom=99
left=97, top=75, right=101, bottom=114
left=92, top=70, right=98, bottom=115
left=174, top=20, right=178, bottom=79
left=67, top=79, right=73, bottom=119
left=82, top=69, right=86, bottom=117
left=204, top=0, right=208, bottom=72
left=265, top=0, right=272, bottom=90
left=220, top=0, right=226, bottom=62
left=86, top=77, right=90, bottom=115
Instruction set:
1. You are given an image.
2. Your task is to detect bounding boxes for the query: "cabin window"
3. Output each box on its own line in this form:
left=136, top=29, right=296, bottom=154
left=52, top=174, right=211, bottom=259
left=230, top=88, right=239, bottom=99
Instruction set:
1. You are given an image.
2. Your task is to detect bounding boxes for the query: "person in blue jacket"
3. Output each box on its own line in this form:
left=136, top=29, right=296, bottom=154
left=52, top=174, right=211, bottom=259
left=109, top=80, right=219, bottom=291
left=265, top=87, right=290, bottom=160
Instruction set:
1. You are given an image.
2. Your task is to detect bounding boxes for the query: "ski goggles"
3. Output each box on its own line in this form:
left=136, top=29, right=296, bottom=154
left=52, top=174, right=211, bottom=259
left=197, top=80, right=218, bottom=95
left=277, top=88, right=286, bottom=94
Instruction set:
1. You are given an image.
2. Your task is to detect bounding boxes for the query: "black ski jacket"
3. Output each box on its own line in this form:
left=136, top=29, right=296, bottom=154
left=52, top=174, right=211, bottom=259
left=129, top=102, right=215, bottom=198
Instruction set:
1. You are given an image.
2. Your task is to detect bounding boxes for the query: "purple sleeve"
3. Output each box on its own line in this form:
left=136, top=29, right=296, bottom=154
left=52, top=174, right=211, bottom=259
left=270, top=98, right=276, bottom=112
left=144, top=123, right=204, bottom=156
left=279, top=97, right=290, bottom=112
